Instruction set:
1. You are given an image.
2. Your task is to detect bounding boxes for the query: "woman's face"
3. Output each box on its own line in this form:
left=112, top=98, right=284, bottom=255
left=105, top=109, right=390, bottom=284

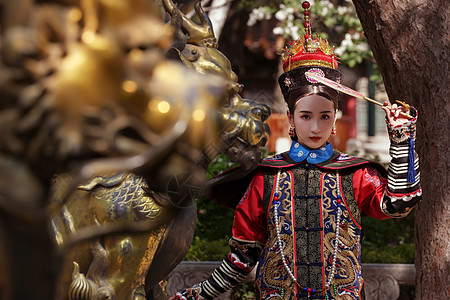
left=287, top=94, right=335, bottom=149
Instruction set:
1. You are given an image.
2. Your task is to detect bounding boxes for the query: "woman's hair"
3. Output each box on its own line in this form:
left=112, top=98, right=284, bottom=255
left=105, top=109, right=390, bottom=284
left=287, top=85, right=339, bottom=114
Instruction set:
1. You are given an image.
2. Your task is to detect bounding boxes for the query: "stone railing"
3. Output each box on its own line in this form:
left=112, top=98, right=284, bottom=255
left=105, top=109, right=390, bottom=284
left=166, top=262, right=415, bottom=300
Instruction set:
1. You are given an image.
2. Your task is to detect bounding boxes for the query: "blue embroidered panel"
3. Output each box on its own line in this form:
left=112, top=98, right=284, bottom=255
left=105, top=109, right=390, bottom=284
left=256, top=171, right=297, bottom=299
left=321, top=173, right=363, bottom=299
left=256, top=171, right=364, bottom=299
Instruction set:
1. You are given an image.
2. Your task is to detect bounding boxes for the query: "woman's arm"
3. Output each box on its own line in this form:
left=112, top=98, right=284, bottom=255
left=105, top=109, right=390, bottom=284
left=170, top=238, right=263, bottom=300
left=354, top=104, right=422, bottom=218
left=381, top=103, right=421, bottom=216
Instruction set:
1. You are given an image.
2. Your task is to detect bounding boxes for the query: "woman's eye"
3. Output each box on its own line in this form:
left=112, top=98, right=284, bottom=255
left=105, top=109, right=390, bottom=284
left=301, top=115, right=310, bottom=120
left=322, top=115, right=330, bottom=120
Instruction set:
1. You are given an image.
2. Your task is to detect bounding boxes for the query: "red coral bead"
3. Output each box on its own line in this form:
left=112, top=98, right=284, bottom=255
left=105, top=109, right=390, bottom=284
left=307, top=288, right=313, bottom=293
left=304, top=22, right=309, bottom=28
left=337, top=199, right=342, bottom=204
left=304, top=11, right=310, bottom=16
left=274, top=196, right=279, bottom=201
left=302, top=1, right=310, bottom=9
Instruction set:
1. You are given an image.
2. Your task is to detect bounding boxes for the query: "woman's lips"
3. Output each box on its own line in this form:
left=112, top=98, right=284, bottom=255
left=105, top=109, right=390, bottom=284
left=310, top=136, right=321, bottom=142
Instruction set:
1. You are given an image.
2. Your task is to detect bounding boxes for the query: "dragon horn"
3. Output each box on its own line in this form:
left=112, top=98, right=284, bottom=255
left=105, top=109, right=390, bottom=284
left=163, top=0, right=217, bottom=48
left=68, top=262, right=93, bottom=300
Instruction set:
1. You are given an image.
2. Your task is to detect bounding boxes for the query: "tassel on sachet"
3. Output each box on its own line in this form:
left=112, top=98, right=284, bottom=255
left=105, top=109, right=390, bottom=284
left=407, top=123, right=416, bottom=183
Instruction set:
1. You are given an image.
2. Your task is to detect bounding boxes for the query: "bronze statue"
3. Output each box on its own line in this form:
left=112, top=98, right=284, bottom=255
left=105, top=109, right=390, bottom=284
left=0, top=0, right=270, bottom=299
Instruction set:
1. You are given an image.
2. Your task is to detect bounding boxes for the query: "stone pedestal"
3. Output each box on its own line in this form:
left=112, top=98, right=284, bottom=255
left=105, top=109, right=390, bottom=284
left=165, top=262, right=415, bottom=300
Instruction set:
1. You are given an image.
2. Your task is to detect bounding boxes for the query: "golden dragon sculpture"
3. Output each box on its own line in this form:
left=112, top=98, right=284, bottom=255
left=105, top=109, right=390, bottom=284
left=0, top=0, right=270, bottom=299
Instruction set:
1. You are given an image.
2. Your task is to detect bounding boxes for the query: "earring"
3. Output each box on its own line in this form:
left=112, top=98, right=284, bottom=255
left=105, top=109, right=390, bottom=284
left=331, top=124, right=336, bottom=135
left=289, top=126, right=296, bottom=137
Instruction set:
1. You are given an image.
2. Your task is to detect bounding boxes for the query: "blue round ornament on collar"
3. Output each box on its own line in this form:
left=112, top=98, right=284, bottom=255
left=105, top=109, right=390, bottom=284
left=288, top=141, right=333, bottom=164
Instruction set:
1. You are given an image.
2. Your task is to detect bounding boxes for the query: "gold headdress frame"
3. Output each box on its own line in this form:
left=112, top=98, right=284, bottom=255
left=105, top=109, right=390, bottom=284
left=281, top=34, right=337, bottom=71
left=279, top=1, right=338, bottom=72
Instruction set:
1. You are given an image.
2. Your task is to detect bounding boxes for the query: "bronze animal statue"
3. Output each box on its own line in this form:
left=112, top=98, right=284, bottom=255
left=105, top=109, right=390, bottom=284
left=163, top=0, right=271, bottom=174
left=0, top=0, right=270, bottom=299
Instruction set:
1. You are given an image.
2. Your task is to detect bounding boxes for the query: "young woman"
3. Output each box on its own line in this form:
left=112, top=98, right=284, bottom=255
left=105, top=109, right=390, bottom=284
left=170, top=2, right=421, bottom=299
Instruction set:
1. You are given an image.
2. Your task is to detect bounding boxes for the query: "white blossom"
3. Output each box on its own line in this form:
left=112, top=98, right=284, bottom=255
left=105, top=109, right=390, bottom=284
left=341, top=33, right=353, bottom=47
left=335, top=45, right=345, bottom=56
left=356, top=42, right=369, bottom=52
left=267, top=0, right=369, bottom=65
left=247, top=17, right=257, bottom=26
left=273, top=26, right=285, bottom=35
left=337, top=6, right=350, bottom=15
left=286, top=7, right=295, bottom=14
left=319, top=0, right=334, bottom=9
left=291, top=28, right=300, bottom=40
left=247, top=7, right=272, bottom=26
left=275, top=10, right=288, bottom=21
left=352, top=32, right=361, bottom=39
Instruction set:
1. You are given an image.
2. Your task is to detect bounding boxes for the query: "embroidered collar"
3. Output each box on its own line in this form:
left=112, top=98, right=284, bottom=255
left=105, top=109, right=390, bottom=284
left=288, top=141, right=334, bottom=164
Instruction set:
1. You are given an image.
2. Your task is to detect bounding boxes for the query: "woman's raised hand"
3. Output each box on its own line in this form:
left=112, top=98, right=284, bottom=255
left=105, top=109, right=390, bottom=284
left=382, top=101, right=411, bottom=126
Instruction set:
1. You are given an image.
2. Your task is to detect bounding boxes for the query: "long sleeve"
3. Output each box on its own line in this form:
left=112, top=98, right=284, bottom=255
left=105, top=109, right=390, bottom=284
left=174, top=171, right=266, bottom=300
left=382, top=107, right=422, bottom=216
left=354, top=107, right=422, bottom=219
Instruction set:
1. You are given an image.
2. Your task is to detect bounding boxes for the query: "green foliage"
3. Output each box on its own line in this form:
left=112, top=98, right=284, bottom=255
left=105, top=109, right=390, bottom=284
left=205, top=154, right=239, bottom=179
left=361, top=212, right=415, bottom=263
left=185, top=236, right=230, bottom=261
left=194, top=154, right=237, bottom=242
left=362, top=243, right=415, bottom=264
left=351, top=151, right=415, bottom=264
left=185, top=154, right=237, bottom=261
left=236, top=0, right=282, bottom=11
left=231, top=282, right=257, bottom=300
left=194, top=194, right=235, bottom=242
left=186, top=151, right=270, bottom=261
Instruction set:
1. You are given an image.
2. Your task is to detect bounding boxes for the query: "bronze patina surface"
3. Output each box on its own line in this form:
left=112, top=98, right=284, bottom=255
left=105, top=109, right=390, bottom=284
left=0, top=0, right=270, bottom=299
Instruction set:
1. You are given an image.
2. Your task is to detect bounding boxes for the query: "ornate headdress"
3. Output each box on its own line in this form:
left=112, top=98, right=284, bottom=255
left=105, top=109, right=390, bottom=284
left=278, top=1, right=342, bottom=101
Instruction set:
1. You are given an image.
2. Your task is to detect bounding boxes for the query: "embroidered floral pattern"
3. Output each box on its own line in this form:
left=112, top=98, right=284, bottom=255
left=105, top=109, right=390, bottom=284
left=256, top=171, right=296, bottom=299
left=229, top=252, right=252, bottom=271
left=175, top=283, right=204, bottom=300
left=257, top=170, right=364, bottom=299
left=334, top=153, right=356, bottom=161
left=284, top=77, right=292, bottom=87
left=305, top=68, right=325, bottom=83
left=386, top=107, right=418, bottom=145
left=238, top=184, right=251, bottom=206
left=264, top=154, right=285, bottom=161
left=386, top=188, right=422, bottom=202
left=322, top=173, right=362, bottom=299
left=364, top=167, right=384, bottom=188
